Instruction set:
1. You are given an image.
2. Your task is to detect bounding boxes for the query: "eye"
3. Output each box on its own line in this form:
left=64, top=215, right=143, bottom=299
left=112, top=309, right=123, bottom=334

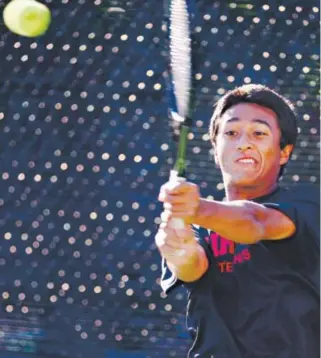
left=254, top=131, right=267, bottom=136
left=225, top=130, right=237, bottom=137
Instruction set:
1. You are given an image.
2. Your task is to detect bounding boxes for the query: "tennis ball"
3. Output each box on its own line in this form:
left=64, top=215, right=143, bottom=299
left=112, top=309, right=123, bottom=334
left=3, top=0, right=51, bottom=38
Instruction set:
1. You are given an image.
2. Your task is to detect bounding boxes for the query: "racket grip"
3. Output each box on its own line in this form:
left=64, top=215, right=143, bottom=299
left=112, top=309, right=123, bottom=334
left=169, top=217, right=186, bottom=230
left=168, top=170, right=186, bottom=229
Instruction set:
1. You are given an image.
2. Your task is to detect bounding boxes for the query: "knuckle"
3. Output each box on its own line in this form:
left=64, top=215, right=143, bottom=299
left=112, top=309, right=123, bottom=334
left=155, top=231, right=166, bottom=247
left=190, top=182, right=199, bottom=190
left=185, top=183, right=199, bottom=195
left=160, top=183, right=170, bottom=194
left=161, top=211, right=171, bottom=222
left=160, top=183, right=166, bottom=190
left=159, top=221, right=167, bottom=230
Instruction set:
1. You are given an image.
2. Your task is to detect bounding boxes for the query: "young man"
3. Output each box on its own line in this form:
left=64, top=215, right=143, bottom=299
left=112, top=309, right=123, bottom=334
left=156, top=84, right=320, bottom=358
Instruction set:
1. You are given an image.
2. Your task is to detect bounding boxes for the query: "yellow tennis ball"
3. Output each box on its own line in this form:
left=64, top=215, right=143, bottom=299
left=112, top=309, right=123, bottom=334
left=3, top=0, right=51, bottom=38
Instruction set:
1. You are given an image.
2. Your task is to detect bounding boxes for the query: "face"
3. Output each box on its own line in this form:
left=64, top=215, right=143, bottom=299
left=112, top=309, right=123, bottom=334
left=214, top=103, right=293, bottom=188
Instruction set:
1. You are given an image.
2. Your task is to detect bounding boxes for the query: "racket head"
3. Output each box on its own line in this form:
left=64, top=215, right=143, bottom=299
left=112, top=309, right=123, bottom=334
left=166, top=0, right=195, bottom=176
left=168, top=0, right=194, bottom=121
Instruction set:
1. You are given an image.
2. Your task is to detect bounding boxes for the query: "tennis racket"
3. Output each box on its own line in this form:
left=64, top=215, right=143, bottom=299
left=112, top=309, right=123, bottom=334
left=166, top=0, right=195, bottom=230
left=163, top=4, right=246, bottom=356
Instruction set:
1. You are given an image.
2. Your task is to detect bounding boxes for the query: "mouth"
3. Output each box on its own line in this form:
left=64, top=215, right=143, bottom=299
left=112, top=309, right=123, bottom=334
left=235, top=157, right=257, bottom=165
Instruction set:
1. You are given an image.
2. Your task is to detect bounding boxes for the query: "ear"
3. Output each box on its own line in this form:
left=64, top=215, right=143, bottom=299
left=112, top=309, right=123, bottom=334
left=280, top=144, right=293, bottom=165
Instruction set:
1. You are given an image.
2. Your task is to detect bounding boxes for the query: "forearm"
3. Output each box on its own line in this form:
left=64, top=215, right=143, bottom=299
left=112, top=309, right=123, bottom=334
left=166, top=244, right=208, bottom=282
left=193, top=199, right=265, bottom=243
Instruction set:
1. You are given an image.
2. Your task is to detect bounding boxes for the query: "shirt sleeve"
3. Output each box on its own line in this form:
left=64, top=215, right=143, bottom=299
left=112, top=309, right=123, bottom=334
left=160, top=225, right=212, bottom=294
left=160, top=257, right=181, bottom=294
left=261, top=186, right=320, bottom=246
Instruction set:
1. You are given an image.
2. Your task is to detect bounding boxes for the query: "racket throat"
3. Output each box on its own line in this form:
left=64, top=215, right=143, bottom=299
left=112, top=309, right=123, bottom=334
left=174, top=124, right=189, bottom=177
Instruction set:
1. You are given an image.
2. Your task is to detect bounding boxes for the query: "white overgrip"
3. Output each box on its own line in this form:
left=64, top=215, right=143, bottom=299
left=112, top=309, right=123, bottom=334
left=168, top=170, right=186, bottom=230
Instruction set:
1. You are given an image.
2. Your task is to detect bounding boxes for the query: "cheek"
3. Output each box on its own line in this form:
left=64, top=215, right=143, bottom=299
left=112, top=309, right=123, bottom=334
left=215, top=141, right=232, bottom=165
left=260, top=141, right=281, bottom=165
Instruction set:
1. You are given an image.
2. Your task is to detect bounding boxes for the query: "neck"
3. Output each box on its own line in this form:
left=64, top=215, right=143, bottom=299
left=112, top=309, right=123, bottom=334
left=225, top=181, right=278, bottom=201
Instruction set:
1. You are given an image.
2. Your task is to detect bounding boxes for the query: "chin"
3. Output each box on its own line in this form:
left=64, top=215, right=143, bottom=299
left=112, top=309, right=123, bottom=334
left=225, top=173, right=261, bottom=187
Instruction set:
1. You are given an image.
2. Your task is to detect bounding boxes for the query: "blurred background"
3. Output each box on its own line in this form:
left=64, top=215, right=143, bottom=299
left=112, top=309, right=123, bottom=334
left=0, top=0, right=319, bottom=357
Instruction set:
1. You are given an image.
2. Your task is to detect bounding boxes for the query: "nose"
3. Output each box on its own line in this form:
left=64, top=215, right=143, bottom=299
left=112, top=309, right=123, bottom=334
left=237, top=134, right=253, bottom=151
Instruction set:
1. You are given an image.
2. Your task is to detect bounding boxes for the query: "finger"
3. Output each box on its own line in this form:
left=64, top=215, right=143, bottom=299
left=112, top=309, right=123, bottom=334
left=159, top=239, right=188, bottom=250
left=159, top=222, right=188, bottom=236
left=160, top=211, right=192, bottom=226
left=160, top=210, right=170, bottom=223
left=159, top=245, right=187, bottom=258
left=163, top=201, right=194, bottom=212
left=163, top=208, right=195, bottom=219
left=171, top=204, right=192, bottom=213
left=157, top=221, right=195, bottom=245
left=168, top=195, right=189, bottom=204
left=160, top=208, right=174, bottom=221
left=155, top=229, right=188, bottom=247
left=161, top=210, right=174, bottom=223
left=159, top=194, right=188, bottom=206
left=163, top=202, right=172, bottom=211
left=159, top=181, right=190, bottom=198
left=158, top=182, right=171, bottom=201
left=168, top=181, right=196, bottom=195
left=158, top=223, right=195, bottom=239
left=159, top=184, right=199, bottom=205
left=158, top=188, right=168, bottom=202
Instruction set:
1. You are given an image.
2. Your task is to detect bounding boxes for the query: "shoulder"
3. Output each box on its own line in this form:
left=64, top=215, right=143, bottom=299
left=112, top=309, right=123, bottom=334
left=275, top=185, right=320, bottom=240
left=258, top=184, right=319, bottom=241
left=277, top=184, right=320, bottom=205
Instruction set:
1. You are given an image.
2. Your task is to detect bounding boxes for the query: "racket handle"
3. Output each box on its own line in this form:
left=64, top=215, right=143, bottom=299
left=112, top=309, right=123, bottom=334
left=168, top=170, right=186, bottom=229
left=169, top=217, right=186, bottom=230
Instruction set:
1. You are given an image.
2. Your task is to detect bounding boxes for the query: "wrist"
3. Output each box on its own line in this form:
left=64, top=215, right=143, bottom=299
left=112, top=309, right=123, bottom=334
left=191, top=198, right=220, bottom=229
left=192, top=198, right=205, bottom=223
left=167, top=242, right=207, bottom=280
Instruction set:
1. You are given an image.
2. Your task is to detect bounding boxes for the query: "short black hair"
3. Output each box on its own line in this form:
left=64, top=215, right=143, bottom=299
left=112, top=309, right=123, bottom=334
left=209, top=84, right=298, bottom=177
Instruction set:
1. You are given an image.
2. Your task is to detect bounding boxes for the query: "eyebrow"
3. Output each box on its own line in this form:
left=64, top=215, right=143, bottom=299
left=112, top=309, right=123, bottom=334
left=226, top=117, right=272, bottom=130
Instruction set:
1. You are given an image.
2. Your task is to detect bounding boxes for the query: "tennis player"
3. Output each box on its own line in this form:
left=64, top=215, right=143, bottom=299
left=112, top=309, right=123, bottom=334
left=156, top=84, right=320, bottom=358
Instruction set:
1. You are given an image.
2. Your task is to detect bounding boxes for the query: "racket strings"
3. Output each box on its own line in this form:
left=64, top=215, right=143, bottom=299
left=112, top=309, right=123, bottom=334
left=169, top=0, right=192, bottom=121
